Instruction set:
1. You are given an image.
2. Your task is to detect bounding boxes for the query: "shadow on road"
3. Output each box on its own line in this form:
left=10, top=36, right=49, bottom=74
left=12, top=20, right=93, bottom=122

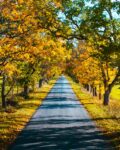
left=9, top=76, right=114, bottom=150
left=9, top=118, right=113, bottom=150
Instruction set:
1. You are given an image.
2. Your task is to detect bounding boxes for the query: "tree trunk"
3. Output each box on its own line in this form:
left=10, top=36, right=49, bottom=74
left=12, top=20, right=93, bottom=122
left=103, top=90, right=110, bottom=105
left=39, top=79, right=43, bottom=88
left=1, top=75, right=6, bottom=109
left=89, top=85, right=91, bottom=93
left=100, top=64, right=120, bottom=105
left=99, top=84, right=102, bottom=100
left=86, top=84, right=89, bottom=91
left=93, top=87, right=96, bottom=96
left=92, top=87, right=97, bottom=97
left=94, top=87, right=97, bottom=96
left=90, top=85, right=93, bottom=94
left=24, top=84, right=29, bottom=99
left=32, top=81, right=35, bottom=92
left=99, top=92, right=102, bottom=100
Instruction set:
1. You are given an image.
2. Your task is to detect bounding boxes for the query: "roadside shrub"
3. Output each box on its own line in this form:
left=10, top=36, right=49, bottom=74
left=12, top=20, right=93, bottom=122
left=6, top=97, right=19, bottom=107
left=5, top=106, right=16, bottom=113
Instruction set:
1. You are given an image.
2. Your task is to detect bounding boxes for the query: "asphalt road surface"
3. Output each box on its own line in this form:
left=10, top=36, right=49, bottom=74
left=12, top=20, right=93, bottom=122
left=9, top=76, right=112, bottom=150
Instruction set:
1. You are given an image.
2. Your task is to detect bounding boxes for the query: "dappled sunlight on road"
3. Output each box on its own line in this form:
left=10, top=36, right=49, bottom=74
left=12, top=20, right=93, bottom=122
left=9, top=76, right=112, bottom=150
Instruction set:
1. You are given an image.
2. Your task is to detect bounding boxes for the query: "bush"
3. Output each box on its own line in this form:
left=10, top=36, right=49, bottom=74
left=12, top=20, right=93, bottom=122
left=6, top=97, right=19, bottom=107
left=5, top=106, right=16, bottom=113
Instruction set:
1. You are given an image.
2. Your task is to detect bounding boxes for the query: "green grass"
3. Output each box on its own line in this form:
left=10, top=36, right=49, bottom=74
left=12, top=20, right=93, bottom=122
left=0, top=79, right=56, bottom=150
left=67, top=76, right=120, bottom=149
left=110, top=85, right=120, bottom=101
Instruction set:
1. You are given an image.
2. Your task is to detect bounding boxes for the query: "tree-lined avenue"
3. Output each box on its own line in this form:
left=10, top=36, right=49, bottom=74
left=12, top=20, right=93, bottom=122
left=10, top=76, right=111, bottom=150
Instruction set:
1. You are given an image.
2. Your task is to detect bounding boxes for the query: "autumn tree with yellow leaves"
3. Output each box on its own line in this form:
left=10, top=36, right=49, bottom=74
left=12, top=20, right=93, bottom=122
left=0, top=0, right=69, bottom=108
left=0, top=0, right=119, bottom=108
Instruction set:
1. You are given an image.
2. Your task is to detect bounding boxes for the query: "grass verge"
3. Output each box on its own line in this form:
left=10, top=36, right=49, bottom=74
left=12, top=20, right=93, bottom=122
left=110, top=85, right=120, bottom=101
left=67, top=76, right=120, bottom=149
left=0, top=79, right=56, bottom=150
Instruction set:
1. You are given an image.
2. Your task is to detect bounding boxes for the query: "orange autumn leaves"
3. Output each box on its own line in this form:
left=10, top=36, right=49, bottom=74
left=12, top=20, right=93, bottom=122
left=67, top=41, right=117, bottom=92
left=0, top=0, right=69, bottom=79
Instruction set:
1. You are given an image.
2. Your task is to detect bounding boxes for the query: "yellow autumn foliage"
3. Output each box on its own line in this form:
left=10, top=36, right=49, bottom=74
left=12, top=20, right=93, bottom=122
left=4, top=63, right=19, bottom=77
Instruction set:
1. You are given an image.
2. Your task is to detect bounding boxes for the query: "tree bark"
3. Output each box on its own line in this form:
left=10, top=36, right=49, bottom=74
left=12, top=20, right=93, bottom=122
left=103, top=69, right=120, bottom=105
left=90, top=85, right=93, bottom=94
left=99, top=84, right=102, bottom=100
left=95, top=87, right=97, bottom=96
left=1, top=74, right=6, bottom=108
left=93, top=87, right=97, bottom=97
left=39, top=79, right=43, bottom=88
left=86, top=84, right=89, bottom=91
left=23, top=84, right=29, bottom=99
left=92, top=87, right=95, bottom=96
left=103, top=89, right=110, bottom=105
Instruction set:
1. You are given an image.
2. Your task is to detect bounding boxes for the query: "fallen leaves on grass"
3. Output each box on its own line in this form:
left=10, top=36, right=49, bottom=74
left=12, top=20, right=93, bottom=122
left=67, top=76, right=120, bottom=149
left=0, top=79, right=56, bottom=150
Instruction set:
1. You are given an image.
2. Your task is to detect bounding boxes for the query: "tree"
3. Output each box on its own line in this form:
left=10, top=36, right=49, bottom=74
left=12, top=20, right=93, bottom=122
left=0, top=0, right=39, bottom=107
left=61, top=0, right=120, bottom=105
left=66, top=41, right=102, bottom=97
left=82, top=0, right=120, bottom=105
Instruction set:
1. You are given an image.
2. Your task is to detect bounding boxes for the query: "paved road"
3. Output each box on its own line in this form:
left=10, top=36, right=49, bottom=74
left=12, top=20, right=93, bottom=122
left=10, top=76, right=112, bottom=150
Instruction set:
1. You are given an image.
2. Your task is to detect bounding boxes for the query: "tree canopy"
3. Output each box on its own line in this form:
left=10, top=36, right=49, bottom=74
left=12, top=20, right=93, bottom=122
left=0, top=0, right=120, bottom=108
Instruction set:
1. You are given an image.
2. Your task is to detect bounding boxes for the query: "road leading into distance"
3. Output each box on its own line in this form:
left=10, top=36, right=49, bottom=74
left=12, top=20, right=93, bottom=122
left=10, top=76, right=112, bottom=150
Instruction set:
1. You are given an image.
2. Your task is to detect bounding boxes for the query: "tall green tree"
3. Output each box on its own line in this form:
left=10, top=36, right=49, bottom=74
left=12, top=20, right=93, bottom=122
left=61, top=0, right=120, bottom=105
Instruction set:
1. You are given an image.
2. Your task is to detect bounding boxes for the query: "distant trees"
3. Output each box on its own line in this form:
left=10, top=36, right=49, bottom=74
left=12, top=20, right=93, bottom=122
left=66, top=41, right=102, bottom=97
